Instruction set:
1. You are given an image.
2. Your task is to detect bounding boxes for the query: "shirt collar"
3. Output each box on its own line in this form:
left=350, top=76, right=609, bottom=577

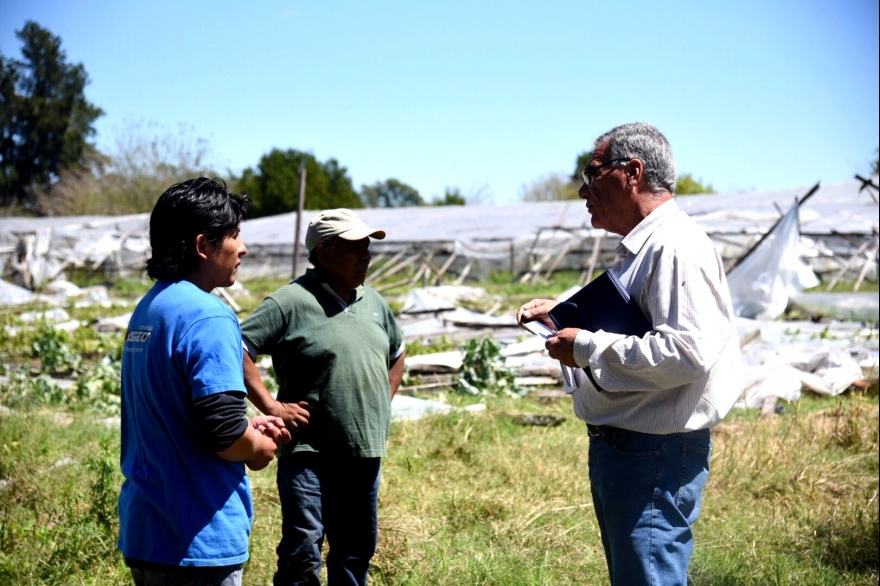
left=305, top=268, right=364, bottom=308
left=619, top=198, right=680, bottom=256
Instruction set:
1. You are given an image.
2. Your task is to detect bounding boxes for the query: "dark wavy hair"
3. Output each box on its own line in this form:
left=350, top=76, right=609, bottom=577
left=146, top=177, right=250, bottom=281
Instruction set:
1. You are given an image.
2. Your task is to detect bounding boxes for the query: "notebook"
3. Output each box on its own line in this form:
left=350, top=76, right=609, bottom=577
left=548, top=271, right=652, bottom=390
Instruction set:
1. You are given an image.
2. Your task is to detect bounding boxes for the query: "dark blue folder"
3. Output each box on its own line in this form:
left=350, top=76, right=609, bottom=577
left=548, top=271, right=652, bottom=390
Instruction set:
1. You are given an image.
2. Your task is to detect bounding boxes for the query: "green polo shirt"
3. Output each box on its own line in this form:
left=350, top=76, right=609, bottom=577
left=241, top=269, right=403, bottom=458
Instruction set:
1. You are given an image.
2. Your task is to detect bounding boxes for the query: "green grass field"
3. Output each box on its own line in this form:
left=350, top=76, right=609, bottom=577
left=1, top=391, right=876, bottom=585
left=1, top=271, right=877, bottom=584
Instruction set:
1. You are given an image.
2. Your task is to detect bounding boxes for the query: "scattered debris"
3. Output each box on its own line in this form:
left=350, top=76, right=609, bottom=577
left=511, top=414, right=566, bottom=427
left=44, top=279, right=83, bottom=296
left=19, top=308, right=70, bottom=323
left=400, top=289, right=458, bottom=314
left=391, top=394, right=455, bottom=421
left=736, top=319, right=876, bottom=409
left=94, top=312, right=133, bottom=333
left=0, top=278, right=37, bottom=306
left=39, top=457, right=77, bottom=473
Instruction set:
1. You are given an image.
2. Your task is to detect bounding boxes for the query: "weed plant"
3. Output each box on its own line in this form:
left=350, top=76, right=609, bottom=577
left=457, top=337, right=523, bottom=397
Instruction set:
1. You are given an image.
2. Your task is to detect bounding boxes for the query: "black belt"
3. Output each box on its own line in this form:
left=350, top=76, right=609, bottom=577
left=587, top=423, right=620, bottom=446
left=586, top=423, right=609, bottom=437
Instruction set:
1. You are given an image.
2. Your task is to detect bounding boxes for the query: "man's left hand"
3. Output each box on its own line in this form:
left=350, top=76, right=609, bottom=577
left=545, top=328, right=580, bottom=368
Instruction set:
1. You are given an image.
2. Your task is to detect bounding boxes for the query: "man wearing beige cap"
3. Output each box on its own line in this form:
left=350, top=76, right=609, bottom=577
left=241, top=209, right=405, bottom=586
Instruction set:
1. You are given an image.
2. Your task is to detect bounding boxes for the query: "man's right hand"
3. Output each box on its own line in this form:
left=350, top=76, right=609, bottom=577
left=243, top=352, right=313, bottom=432
left=516, top=298, right=560, bottom=329
left=272, top=400, right=312, bottom=432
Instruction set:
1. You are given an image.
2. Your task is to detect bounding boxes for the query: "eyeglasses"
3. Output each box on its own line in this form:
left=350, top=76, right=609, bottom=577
left=581, top=158, right=630, bottom=186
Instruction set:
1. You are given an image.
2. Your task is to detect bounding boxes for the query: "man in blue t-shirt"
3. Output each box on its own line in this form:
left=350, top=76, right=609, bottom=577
left=118, top=178, right=291, bottom=586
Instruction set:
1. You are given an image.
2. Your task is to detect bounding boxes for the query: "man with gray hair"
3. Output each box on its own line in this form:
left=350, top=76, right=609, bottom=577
left=517, top=123, right=742, bottom=585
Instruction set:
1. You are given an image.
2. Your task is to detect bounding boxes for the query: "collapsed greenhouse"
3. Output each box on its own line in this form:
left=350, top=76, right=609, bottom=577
left=1, top=176, right=877, bottom=292
left=1, top=175, right=878, bottom=416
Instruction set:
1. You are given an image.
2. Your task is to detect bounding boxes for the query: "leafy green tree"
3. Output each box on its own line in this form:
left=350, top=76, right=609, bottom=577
left=571, top=151, right=593, bottom=182
left=238, top=148, right=362, bottom=217
left=361, top=178, right=423, bottom=207
left=675, top=174, right=715, bottom=195
left=431, top=187, right=466, bottom=206
left=0, top=21, right=104, bottom=210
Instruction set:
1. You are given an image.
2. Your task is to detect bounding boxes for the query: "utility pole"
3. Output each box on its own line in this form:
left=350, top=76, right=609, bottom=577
left=292, top=162, right=307, bottom=278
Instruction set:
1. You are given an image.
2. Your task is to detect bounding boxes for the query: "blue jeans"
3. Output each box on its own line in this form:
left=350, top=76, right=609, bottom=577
left=129, top=564, right=242, bottom=586
left=275, top=452, right=381, bottom=586
left=588, top=426, right=711, bottom=586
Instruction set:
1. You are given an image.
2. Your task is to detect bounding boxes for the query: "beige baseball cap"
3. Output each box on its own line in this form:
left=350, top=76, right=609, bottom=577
left=305, top=209, right=386, bottom=253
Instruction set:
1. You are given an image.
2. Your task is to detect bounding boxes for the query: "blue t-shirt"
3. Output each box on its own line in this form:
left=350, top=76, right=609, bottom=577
left=118, top=280, right=252, bottom=566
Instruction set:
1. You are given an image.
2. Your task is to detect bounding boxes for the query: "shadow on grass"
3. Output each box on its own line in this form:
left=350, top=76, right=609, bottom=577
left=812, top=508, right=880, bottom=575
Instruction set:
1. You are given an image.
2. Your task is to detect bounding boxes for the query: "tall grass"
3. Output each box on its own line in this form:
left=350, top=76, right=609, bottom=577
left=0, top=392, right=876, bottom=585
left=0, top=415, right=129, bottom=584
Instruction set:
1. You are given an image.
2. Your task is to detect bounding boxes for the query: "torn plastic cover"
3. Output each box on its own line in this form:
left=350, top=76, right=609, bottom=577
left=727, top=204, right=820, bottom=320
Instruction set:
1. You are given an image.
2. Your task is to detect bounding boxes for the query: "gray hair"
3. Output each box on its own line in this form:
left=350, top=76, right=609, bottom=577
left=594, top=123, right=676, bottom=195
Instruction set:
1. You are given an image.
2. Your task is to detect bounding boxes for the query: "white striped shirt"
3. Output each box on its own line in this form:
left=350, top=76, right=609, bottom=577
left=568, top=199, right=743, bottom=433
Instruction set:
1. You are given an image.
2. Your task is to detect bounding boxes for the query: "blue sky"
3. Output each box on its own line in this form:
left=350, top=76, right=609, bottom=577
left=2, top=0, right=878, bottom=204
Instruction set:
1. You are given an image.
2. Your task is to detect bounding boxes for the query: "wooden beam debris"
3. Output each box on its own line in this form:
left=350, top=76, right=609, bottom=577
left=434, top=252, right=459, bottom=285
left=543, top=235, right=581, bottom=280
left=370, top=251, right=422, bottom=285
left=853, top=237, right=880, bottom=291
left=826, top=237, right=874, bottom=291
left=581, top=231, right=606, bottom=285
left=854, top=174, right=879, bottom=203
left=366, top=246, right=412, bottom=283
left=453, top=259, right=474, bottom=285
left=374, top=278, right=412, bottom=293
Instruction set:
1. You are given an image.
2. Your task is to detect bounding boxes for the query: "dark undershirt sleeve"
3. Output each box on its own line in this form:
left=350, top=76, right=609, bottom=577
left=191, top=391, right=249, bottom=453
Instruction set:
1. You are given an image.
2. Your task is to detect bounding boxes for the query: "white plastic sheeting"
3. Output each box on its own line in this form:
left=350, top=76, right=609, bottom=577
left=727, top=205, right=820, bottom=319
left=737, top=319, right=876, bottom=408
left=391, top=394, right=455, bottom=421
left=0, top=279, right=37, bottom=305
left=400, top=289, right=459, bottom=314
left=3, top=176, right=874, bottom=287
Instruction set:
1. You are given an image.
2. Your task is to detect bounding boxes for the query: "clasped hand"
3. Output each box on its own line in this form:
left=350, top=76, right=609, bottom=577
left=250, top=415, right=292, bottom=445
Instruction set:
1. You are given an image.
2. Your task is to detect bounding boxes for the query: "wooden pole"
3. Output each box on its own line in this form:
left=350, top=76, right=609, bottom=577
left=292, top=162, right=307, bottom=279
left=509, top=240, right=516, bottom=282
left=581, top=231, right=606, bottom=285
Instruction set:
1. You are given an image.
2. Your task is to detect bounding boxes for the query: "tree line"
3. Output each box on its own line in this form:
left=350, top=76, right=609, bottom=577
left=3, top=21, right=784, bottom=218
left=1, top=22, right=469, bottom=217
